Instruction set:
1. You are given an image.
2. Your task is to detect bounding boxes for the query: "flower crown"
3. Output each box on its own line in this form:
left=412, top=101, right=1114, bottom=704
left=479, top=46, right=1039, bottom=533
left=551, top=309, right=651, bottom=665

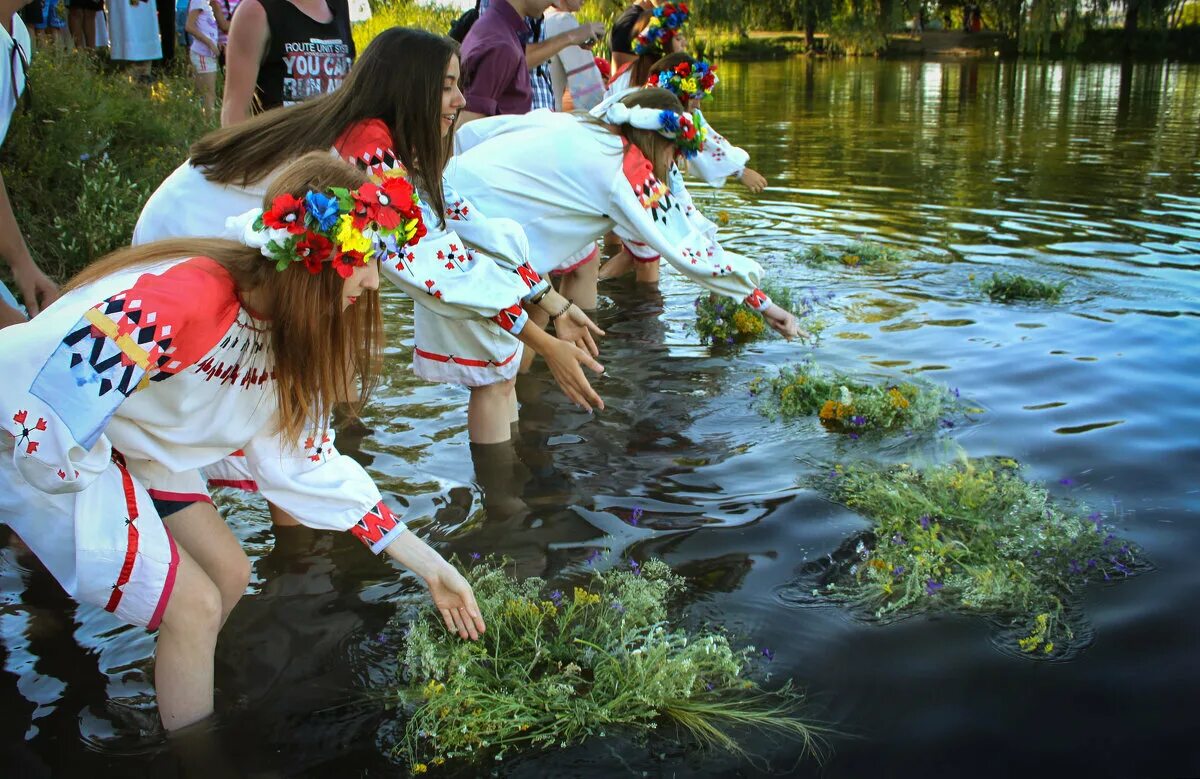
left=227, top=175, right=426, bottom=278
left=602, top=101, right=708, bottom=159
left=633, top=3, right=689, bottom=55
left=650, top=59, right=717, bottom=103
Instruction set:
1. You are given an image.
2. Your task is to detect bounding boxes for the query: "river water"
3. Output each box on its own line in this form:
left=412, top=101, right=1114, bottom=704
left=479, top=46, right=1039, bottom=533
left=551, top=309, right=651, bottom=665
left=2, top=58, right=1198, bottom=777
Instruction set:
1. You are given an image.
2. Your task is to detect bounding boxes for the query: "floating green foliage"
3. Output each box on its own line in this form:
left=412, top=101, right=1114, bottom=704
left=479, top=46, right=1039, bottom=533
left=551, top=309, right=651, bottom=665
left=749, top=361, right=958, bottom=435
left=391, top=559, right=824, bottom=771
left=979, top=272, right=1066, bottom=303
left=693, top=282, right=825, bottom=346
left=800, top=241, right=911, bottom=270
left=810, top=458, right=1140, bottom=656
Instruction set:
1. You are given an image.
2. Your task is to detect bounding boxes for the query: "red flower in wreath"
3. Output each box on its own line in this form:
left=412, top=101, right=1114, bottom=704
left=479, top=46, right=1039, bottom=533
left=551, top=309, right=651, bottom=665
left=680, top=117, right=697, bottom=141
left=700, top=72, right=716, bottom=91
left=296, top=231, right=333, bottom=274
left=332, top=249, right=366, bottom=279
left=674, top=62, right=691, bottom=77
left=263, top=193, right=308, bottom=234
left=381, top=175, right=421, bottom=220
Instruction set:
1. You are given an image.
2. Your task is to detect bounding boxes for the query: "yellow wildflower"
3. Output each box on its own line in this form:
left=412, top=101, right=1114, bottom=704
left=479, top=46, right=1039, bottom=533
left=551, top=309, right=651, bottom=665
left=717, top=211, right=731, bottom=225
left=731, top=309, right=765, bottom=337
left=431, top=757, right=446, bottom=766
left=335, top=214, right=373, bottom=254
left=888, top=387, right=910, bottom=409
left=1043, top=643, right=1054, bottom=654
left=573, top=587, right=601, bottom=607
left=413, top=763, right=428, bottom=775
left=841, top=254, right=861, bottom=267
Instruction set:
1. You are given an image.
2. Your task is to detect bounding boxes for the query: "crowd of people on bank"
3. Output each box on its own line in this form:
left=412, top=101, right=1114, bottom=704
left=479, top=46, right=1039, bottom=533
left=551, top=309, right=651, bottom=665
left=0, top=0, right=805, bottom=734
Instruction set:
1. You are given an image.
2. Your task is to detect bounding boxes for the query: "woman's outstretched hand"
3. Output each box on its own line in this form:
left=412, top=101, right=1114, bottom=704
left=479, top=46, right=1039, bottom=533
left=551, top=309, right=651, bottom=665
left=543, top=336, right=605, bottom=412
left=424, top=560, right=486, bottom=640
left=764, top=303, right=810, bottom=341
left=553, top=304, right=605, bottom=357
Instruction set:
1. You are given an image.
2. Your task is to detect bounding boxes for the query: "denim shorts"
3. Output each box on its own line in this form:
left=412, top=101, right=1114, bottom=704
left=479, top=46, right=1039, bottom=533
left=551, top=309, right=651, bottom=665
left=35, top=0, right=67, bottom=30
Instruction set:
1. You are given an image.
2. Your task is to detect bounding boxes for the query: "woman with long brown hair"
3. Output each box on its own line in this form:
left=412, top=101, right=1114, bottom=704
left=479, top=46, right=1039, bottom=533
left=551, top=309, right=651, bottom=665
left=447, top=88, right=804, bottom=364
left=137, top=27, right=605, bottom=446
left=0, top=153, right=485, bottom=732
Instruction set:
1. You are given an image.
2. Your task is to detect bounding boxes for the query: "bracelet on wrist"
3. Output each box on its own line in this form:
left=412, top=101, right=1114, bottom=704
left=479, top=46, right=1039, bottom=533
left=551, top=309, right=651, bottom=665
left=528, top=286, right=550, bottom=306
left=548, top=299, right=573, bottom=322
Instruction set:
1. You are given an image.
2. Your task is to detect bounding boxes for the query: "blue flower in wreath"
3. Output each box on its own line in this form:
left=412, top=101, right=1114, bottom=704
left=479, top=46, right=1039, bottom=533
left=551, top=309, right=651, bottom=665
left=304, top=191, right=341, bottom=231
left=658, top=110, right=680, bottom=133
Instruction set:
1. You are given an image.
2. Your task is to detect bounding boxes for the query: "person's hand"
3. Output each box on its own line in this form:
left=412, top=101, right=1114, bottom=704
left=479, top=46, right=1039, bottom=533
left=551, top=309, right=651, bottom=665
left=424, top=560, right=486, bottom=640
left=740, top=167, right=768, bottom=193
left=764, top=303, right=808, bottom=341
left=574, top=22, right=604, bottom=47
left=0, top=302, right=25, bottom=329
left=543, top=337, right=605, bottom=412
left=11, top=261, right=58, bottom=317
left=553, top=304, right=604, bottom=357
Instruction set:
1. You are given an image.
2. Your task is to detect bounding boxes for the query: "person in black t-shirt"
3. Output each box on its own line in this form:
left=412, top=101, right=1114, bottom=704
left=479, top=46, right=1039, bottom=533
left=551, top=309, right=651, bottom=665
left=609, top=0, right=656, bottom=72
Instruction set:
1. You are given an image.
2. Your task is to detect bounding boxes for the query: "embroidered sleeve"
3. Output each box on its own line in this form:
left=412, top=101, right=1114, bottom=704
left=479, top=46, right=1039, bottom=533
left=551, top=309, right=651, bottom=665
left=335, top=119, right=534, bottom=335
left=2, top=259, right=239, bottom=495
left=607, top=145, right=769, bottom=306
left=240, top=421, right=407, bottom=553
left=686, top=112, right=750, bottom=187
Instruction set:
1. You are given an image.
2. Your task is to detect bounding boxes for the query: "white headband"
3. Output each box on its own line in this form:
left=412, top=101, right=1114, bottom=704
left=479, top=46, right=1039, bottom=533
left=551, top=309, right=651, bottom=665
left=223, top=209, right=272, bottom=257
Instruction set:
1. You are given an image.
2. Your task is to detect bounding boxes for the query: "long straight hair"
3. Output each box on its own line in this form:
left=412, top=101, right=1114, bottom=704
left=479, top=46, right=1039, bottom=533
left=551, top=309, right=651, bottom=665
left=67, top=154, right=383, bottom=443
left=190, top=27, right=459, bottom=221
left=582, top=87, right=684, bottom=181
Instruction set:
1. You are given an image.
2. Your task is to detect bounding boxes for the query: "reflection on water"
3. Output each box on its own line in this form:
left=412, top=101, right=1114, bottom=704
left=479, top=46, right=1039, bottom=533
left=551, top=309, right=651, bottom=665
left=2, top=59, right=1200, bottom=777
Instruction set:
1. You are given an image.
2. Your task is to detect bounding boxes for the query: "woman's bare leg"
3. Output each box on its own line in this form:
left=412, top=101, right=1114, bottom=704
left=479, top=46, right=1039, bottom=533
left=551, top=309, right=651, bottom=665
left=634, top=258, right=661, bottom=285
left=468, top=378, right=517, bottom=444
left=560, top=257, right=599, bottom=311
left=598, top=248, right=634, bottom=280
left=163, top=502, right=250, bottom=624
left=155, top=545, right=223, bottom=731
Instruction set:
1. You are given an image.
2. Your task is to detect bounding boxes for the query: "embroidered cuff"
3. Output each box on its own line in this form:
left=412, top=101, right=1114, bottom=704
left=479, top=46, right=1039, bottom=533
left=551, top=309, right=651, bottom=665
left=745, top=288, right=772, bottom=312
left=351, top=501, right=408, bottom=554
left=491, top=303, right=529, bottom=336
left=516, top=263, right=547, bottom=295
left=521, top=277, right=551, bottom=302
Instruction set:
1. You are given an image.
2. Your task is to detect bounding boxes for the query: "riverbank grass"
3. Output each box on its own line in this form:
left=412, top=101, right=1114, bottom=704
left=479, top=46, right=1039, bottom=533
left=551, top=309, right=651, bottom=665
left=392, top=559, right=823, bottom=770
left=979, top=272, right=1066, bottom=303
left=693, top=282, right=825, bottom=345
left=815, top=458, right=1140, bottom=655
left=750, top=361, right=957, bottom=435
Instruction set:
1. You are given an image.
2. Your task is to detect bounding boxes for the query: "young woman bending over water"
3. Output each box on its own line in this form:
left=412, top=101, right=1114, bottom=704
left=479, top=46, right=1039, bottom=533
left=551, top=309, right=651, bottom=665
left=447, top=87, right=804, bottom=364
left=136, top=27, right=605, bottom=449
left=0, top=154, right=484, bottom=732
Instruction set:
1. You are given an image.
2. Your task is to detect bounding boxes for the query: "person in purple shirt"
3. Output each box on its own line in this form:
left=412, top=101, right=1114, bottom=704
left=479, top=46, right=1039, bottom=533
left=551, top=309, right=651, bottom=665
left=457, top=0, right=574, bottom=124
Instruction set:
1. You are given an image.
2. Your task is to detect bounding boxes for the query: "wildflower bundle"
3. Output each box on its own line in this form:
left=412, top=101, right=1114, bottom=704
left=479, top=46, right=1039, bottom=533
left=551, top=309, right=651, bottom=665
left=807, top=458, right=1140, bottom=656
left=392, top=559, right=822, bottom=770
left=801, top=241, right=910, bottom=269
left=693, top=282, right=824, bottom=346
left=979, top=272, right=1066, bottom=303
left=749, top=361, right=957, bottom=435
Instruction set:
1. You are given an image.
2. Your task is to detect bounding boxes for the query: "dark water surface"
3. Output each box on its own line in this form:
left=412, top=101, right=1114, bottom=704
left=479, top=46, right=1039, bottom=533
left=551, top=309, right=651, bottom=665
left=3, top=58, right=1199, bottom=777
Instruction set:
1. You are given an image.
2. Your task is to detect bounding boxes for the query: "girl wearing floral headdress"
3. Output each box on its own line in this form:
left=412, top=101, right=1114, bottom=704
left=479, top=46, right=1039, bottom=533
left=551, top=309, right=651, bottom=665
left=599, top=52, right=768, bottom=283
left=606, top=2, right=689, bottom=95
left=137, top=28, right=605, bottom=453
left=447, top=87, right=804, bottom=352
left=0, top=153, right=486, bottom=732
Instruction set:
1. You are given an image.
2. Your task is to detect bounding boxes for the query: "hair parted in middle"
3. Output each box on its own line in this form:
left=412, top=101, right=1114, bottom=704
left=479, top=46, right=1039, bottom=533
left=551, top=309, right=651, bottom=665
left=67, top=153, right=383, bottom=443
left=190, top=27, right=460, bottom=226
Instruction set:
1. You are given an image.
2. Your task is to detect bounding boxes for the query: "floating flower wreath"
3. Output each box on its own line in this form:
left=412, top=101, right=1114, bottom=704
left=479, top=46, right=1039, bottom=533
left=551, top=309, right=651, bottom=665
left=233, top=174, right=426, bottom=278
left=650, top=59, right=718, bottom=103
left=633, top=2, right=689, bottom=55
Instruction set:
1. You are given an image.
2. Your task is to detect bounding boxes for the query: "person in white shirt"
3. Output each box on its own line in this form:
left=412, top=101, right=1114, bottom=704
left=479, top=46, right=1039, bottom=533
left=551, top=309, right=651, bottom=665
left=1, top=1, right=60, bottom=328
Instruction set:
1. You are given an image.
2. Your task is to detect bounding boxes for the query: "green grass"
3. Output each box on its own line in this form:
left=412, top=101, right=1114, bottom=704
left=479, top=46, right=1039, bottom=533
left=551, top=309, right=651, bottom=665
left=389, top=558, right=825, bottom=770
left=979, top=272, right=1066, bottom=303
left=811, top=458, right=1140, bottom=656
left=692, top=281, right=826, bottom=346
left=3, top=48, right=216, bottom=281
left=352, top=0, right=459, bottom=53
left=749, top=361, right=960, bottom=436
left=800, top=241, right=911, bottom=270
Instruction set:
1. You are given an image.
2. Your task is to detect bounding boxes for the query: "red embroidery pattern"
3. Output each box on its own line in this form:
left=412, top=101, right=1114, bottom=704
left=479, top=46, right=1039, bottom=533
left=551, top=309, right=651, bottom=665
left=491, top=303, right=525, bottom=333
left=351, top=501, right=401, bottom=548
left=745, top=288, right=770, bottom=311
left=11, top=410, right=47, bottom=455
left=414, top=347, right=519, bottom=369
left=445, top=200, right=470, bottom=221
left=304, top=433, right=332, bottom=463
left=516, top=264, right=544, bottom=290
left=104, top=455, right=142, bottom=616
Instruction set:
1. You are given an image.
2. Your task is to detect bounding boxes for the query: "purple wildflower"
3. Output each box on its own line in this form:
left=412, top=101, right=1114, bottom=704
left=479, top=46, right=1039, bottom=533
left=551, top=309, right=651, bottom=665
left=952, top=387, right=960, bottom=398
left=893, top=565, right=905, bottom=578
left=1115, top=561, right=1131, bottom=575
left=611, top=601, right=626, bottom=614
left=1059, top=478, right=1075, bottom=486
left=726, top=336, right=735, bottom=345
left=1103, top=533, right=1116, bottom=546
left=892, top=533, right=906, bottom=546
left=849, top=432, right=860, bottom=440
left=920, top=514, right=931, bottom=530
left=586, top=549, right=602, bottom=566
left=549, top=589, right=564, bottom=605
left=705, top=682, right=715, bottom=691
left=761, top=647, right=775, bottom=661
left=470, top=552, right=481, bottom=561
left=630, top=558, right=641, bottom=575
left=940, top=419, right=956, bottom=429
left=630, top=506, right=644, bottom=526
left=1069, top=560, right=1083, bottom=575
left=1087, top=558, right=1098, bottom=569
left=851, top=415, right=867, bottom=426
left=926, top=580, right=944, bottom=595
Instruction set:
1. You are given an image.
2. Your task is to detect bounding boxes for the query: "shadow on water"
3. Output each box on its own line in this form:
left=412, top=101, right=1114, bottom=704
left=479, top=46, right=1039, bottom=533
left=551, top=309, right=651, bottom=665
left=3, top=58, right=1200, bottom=777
